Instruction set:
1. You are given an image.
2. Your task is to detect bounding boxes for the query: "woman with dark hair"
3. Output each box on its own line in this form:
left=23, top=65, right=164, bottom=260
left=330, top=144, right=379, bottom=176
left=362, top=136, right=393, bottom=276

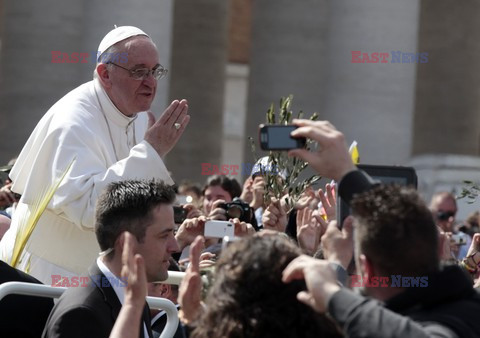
left=174, top=176, right=256, bottom=264
left=202, top=175, right=242, bottom=216
left=202, top=175, right=258, bottom=231
left=181, top=235, right=343, bottom=338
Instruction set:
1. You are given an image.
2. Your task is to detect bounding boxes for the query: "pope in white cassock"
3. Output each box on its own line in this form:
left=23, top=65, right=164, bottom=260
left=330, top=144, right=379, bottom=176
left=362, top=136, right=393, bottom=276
left=0, top=26, right=190, bottom=284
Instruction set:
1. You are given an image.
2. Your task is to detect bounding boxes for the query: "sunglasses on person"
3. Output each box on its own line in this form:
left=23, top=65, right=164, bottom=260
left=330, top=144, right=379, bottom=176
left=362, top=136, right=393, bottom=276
left=436, top=210, right=456, bottom=221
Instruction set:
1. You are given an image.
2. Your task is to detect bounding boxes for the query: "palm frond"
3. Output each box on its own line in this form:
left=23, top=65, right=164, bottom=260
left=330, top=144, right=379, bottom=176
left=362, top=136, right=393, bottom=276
left=10, top=158, right=76, bottom=268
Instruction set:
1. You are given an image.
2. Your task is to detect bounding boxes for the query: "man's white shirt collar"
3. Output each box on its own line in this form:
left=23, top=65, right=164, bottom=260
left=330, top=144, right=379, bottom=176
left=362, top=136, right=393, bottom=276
left=96, top=257, right=125, bottom=304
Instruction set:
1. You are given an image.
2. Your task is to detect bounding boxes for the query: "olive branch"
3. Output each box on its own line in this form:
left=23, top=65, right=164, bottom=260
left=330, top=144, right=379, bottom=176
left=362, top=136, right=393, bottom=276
left=458, top=181, right=480, bottom=204
left=248, top=95, right=321, bottom=212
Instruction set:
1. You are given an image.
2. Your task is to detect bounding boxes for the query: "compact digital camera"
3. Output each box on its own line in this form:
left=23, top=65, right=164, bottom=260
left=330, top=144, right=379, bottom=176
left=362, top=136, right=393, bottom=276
left=218, top=197, right=253, bottom=223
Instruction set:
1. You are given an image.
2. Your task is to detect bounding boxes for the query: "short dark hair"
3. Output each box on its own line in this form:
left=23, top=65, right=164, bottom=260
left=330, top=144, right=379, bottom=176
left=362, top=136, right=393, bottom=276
left=95, top=179, right=175, bottom=252
left=191, top=235, right=342, bottom=338
left=178, top=180, right=202, bottom=198
left=351, top=184, right=439, bottom=277
left=202, top=175, right=242, bottom=199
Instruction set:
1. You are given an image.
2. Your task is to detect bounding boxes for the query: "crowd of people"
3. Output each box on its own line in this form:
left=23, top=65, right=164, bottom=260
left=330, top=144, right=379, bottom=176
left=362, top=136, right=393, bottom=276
left=1, top=25, right=480, bottom=338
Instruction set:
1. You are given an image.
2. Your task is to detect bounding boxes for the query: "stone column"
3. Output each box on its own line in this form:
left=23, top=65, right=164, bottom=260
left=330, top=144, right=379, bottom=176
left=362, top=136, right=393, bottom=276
left=221, top=0, right=252, bottom=181
left=323, top=0, right=420, bottom=166
left=0, top=0, right=84, bottom=161
left=411, top=1, right=480, bottom=220
left=167, top=0, right=229, bottom=185
left=244, top=0, right=328, bottom=168
left=413, top=1, right=480, bottom=157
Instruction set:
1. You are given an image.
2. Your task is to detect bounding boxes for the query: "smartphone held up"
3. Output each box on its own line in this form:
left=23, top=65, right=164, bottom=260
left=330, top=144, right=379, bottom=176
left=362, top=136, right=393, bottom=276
left=259, top=124, right=306, bottom=151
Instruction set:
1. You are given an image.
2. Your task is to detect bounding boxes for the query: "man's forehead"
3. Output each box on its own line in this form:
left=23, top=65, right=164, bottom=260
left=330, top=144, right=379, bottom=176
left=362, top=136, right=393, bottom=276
left=123, top=37, right=159, bottom=67
left=434, top=196, right=456, bottom=210
left=123, top=35, right=156, bottom=49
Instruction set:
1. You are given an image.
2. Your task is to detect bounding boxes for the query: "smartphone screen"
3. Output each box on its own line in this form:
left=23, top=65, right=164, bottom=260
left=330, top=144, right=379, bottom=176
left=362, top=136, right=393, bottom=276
left=259, top=125, right=306, bottom=151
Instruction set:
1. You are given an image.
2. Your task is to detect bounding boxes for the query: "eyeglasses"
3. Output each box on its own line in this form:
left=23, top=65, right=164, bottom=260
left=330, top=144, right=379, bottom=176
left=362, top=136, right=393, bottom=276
left=437, top=210, right=456, bottom=221
left=107, top=62, right=168, bottom=80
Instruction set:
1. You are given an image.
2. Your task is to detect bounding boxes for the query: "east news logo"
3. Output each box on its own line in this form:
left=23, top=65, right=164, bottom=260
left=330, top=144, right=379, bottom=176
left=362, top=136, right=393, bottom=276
left=351, top=275, right=429, bottom=287
left=351, top=51, right=428, bottom=64
left=51, top=51, right=128, bottom=64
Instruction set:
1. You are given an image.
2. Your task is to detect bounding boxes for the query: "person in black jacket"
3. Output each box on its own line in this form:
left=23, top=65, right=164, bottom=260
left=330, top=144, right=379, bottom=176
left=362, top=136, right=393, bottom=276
left=43, top=180, right=180, bottom=338
left=282, top=119, right=480, bottom=338
left=0, top=260, right=54, bottom=338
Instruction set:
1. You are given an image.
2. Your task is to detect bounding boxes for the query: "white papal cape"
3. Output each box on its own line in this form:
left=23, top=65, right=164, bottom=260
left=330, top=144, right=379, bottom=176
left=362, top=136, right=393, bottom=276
left=0, top=78, right=173, bottom=284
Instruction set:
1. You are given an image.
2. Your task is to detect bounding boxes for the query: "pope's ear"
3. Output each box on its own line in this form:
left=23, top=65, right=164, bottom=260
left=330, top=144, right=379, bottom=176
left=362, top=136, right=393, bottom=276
left=96, top=63, right=112, bottom=88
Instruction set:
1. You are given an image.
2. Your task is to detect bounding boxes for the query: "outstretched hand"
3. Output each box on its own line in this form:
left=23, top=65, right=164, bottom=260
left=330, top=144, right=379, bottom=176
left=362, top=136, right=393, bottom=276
left=318, top=183, right=336, bottom=222
left=262, top=197, right=288, bottom=232
left=296, top=208, right=325, bottom=256
left=288, top=119, right=356, bottom=181
left=178, top=236, right=205, bottom=324
left=282, top=255, right=340, bottom=313
left=320, top=217, right=354, bottom=269
left=250, top=176, right=266, bottom=210
left=175, top=216, right=207, bottom=251
left=231, top=218, right=255, bottom=237
left=144, top=99, right=190, bottom=158
left=120, top=232, right=147, bottom=307
left=109, top=232, right=147, bottom=338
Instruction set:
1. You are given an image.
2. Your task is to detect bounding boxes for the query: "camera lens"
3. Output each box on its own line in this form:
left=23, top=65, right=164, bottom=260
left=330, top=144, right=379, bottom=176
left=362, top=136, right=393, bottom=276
left=227, top=205, right=243, bottom=219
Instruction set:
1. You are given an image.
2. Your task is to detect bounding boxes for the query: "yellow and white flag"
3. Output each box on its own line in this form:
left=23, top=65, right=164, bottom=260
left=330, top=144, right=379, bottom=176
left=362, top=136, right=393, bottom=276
left=349, top=140, right=359, bottom=165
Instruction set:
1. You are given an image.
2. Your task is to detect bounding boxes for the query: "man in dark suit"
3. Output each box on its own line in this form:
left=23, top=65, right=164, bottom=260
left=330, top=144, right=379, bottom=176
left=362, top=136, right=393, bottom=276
left=0, top=260, right=54, bottom=338
left=43, top=179, right=180, bottom=338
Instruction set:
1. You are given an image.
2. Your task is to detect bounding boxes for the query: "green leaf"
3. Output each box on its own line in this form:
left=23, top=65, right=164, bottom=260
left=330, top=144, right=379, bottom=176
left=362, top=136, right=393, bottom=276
left=267, top=103, right=275, bottom=124
left=286, top=111, right=292, bottom=123
left=248, top=136, right=258, bottom=163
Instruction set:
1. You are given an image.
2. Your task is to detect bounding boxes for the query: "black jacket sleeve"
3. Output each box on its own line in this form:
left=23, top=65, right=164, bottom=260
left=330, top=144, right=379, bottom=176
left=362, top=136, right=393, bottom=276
left=328, top=289, right=459, bottom=338
left=43, top=306, right=110, bottom=338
